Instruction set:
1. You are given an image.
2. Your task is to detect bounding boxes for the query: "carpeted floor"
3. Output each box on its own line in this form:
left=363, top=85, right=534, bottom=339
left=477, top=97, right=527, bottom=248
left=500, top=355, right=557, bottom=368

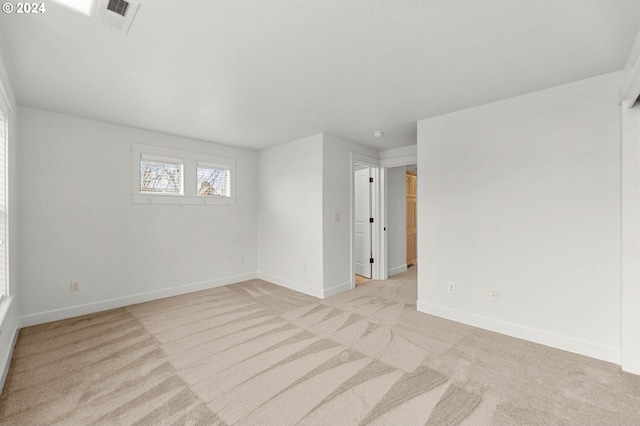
left=1, top=267, right=640, bottom=425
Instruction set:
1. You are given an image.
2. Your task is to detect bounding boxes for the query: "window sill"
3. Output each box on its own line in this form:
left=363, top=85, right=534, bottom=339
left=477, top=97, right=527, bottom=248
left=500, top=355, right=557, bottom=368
left=132, top=194, right=237, bottom=206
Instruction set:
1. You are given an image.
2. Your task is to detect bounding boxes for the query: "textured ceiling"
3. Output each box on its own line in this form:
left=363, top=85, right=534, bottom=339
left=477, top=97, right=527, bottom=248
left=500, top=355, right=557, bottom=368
left=1, top=1, right=639, bottom=151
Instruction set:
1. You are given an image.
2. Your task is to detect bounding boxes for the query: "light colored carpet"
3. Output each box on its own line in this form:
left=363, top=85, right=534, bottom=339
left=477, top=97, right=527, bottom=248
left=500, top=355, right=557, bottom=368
left=2, top=267, right=640, bottom=425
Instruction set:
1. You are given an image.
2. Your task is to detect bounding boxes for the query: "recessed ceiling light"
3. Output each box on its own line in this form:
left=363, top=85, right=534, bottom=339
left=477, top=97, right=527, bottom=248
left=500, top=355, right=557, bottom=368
left=373, top=131, right=383, bottom=138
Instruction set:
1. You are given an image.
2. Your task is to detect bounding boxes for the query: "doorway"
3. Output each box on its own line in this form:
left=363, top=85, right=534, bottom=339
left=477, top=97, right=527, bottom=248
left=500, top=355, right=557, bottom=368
left=354, top=166, right=373, bottom=280
left=351, top=153, right=385, bottom=289
left=406, top=169, right=417, bottom=266
left=385, top=164, right=417, bottom=277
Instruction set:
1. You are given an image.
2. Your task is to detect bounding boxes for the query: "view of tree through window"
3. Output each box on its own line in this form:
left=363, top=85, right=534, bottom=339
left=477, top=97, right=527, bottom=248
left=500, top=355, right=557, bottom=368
left=140, top=159, right=183, bottom=194
left=197, top=165, right=230, bottom=197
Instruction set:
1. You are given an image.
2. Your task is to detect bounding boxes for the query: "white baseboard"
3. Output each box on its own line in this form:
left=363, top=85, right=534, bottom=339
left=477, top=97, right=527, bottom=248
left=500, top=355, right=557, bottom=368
left=417, top=300, right=620, bottom=365
left=20, top=273, right=258, bottom=327
left=323, top=281, right=352, bottom=298
left=257, top=272, right=324, bottom=299
left=387, top=265, right=408, bottom=276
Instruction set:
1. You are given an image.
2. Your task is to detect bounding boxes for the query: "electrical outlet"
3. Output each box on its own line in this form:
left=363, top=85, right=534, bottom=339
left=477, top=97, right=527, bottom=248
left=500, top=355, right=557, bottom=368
left=489, top=289, right=498, bottom=302
left=448, top=282, right=456, bottom=294
left=70, top=281, right=80, bottom=292
left=226, top=259, right=231, bottom=267
left=240, top=257, right=245, bottom=265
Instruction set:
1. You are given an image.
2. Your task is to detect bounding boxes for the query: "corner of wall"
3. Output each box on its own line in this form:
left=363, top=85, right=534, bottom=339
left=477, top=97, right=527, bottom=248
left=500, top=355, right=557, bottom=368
left=256, top=133, right=325, bottom=297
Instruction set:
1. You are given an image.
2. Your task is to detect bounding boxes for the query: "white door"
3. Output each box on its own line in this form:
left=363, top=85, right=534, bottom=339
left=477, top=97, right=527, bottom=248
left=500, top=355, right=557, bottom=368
left=354, top=167, right=372, bottom=278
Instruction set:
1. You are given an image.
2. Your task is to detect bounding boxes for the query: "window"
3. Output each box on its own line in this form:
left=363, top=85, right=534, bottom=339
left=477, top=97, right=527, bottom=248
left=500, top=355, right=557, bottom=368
left=197, top=164, right=230, bottom=197
left=140, top=155, right=183, bottom=195
left=0, top=106, right=7, bottom=299
left=132, top=143, right=236, bottom=205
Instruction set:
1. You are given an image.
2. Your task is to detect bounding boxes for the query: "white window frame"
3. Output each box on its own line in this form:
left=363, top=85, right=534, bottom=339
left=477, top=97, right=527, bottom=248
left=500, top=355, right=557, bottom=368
left=0, top=81, right=9, bottom=302
left=196, top=162, right=232, bottom=198
left=132, top=143, right=237, bottom=206
left=140, top=154, right=184, bottom=196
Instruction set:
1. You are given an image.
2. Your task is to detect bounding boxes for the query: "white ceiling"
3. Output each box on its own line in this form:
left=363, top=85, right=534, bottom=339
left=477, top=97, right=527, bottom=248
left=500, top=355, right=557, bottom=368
left=1, top=1, right=639, bottom=151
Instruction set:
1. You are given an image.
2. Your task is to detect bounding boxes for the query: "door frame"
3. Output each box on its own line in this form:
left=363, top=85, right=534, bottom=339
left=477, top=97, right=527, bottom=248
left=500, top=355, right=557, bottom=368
left=350, top=152, right=386, bottom=289
left=405, top=170, right=417, bottom=267
left=354, top=166, right=373, bottom=279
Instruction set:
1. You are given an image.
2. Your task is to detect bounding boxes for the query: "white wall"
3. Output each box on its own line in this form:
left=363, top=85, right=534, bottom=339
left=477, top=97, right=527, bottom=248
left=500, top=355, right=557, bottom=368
left=417, top=72, right=622, bottom=363
left=322, top=134, right=378, bottom=296
left=257, top=134, right=324, bottom=297
left=386, top=166, right=406, bottom=276
left=621, top=102, right=640, bottom=374
left=620, top=28, right=640, bottom=375
left=257, top=133, right=378, bottom=298
left=18, top=107, right=258, bottom=325
left=0, top=51, right=19, bottom=392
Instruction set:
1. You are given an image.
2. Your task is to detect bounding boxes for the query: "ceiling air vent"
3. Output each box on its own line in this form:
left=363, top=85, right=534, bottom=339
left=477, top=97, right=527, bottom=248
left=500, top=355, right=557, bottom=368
left=107, top=0, right=129, bottom=16
left=96, top=0, right=139, bottom=35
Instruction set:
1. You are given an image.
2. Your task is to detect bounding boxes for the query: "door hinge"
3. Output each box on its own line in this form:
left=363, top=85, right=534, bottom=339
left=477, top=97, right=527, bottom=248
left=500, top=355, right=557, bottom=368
left=369, top=177, right=374, bottom=183
left=370, top=258, right=374, bottom=264
left=369, top=218, right=374, bottom=223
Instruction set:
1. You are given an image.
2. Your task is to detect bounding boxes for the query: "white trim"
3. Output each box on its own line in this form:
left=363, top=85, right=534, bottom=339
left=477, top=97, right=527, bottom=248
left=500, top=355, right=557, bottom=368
left=133, top=143, right=235, bottom=164
left=351, top=152, right=379, bottom=167
left=380, top=145, right=417, bottom=168
left=257, top=272, right=324, bottom=299
left=417, top=300, right=620, bottom=365
left=387, top=264, right=408, bottom=276
left=350, top=152, right=386, bottom=291
left=380, top=155, right=418, bottom=168
left=196, top=162, right=233, bottom=198
left=0, top=77, right=9, bottom=302
left=375, top=167, right=386, bottom=281
left=20, top=273, right=257, bottom=327
left=0, top=295, right=18, bottom=395
left=0, top=316, right=18, bottom=394
left=140, top=153, right=184, bottom=164
left=0, top=294, right=9, bottom=330
left=131, top=194, right=237, bottom=206
left=132, top=143, right=237, bottom=204
left=197, top=161, right=232, bottom=169
left=140, top=157, right=184, bottom=195
left=379, top=145, right=416, bottom=159
left=323, top=281, right=351, bottom=298
left=0, top=112, right=8, bottom=300
left=0, top=69, right=12, bottom=114
left=0, top=54, right=17, bottom=396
